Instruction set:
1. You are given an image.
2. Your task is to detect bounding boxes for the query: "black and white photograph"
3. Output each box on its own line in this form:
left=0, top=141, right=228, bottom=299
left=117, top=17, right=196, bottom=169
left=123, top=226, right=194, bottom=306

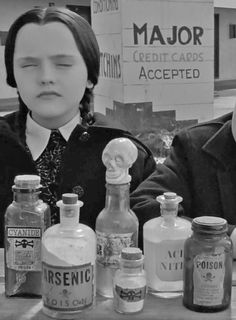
left=0, top=0, right=236, bottom=319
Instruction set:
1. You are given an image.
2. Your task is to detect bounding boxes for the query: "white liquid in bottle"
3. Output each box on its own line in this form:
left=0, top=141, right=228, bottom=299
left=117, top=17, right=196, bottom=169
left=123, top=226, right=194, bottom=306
left=41, top=194, right=96, bottom=319
left=143, top=192, right=192, bottom=298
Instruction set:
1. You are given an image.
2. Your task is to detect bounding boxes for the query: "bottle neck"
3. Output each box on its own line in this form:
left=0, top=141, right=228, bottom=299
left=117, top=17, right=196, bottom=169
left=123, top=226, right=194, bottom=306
left=105, top=183, right=130, bottom=211
left=13, top=190, right=40, bottom=205
left=161, top=206, right=178, bottom=226
left=193, top=230, right=226, bottom=241
left=120, top=260, right=144, bottom=274
left=59, top=203, right=80, bottom=228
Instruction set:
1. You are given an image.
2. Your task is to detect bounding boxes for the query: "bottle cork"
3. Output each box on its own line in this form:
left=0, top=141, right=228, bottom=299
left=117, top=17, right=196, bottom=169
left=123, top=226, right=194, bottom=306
left=164, top=192, right=177, bottom=200
left=121, top=247, right=142, bottom=260
left=157, top=192, right=183, bottom=211
left=62, top=193, right=78, bottom=204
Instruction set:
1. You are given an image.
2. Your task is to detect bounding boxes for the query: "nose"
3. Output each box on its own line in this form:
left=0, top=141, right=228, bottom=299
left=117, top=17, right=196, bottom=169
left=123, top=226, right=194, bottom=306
left=108, top=159, right=117, bottom=170
left=38, top=61, right=55, bottom=85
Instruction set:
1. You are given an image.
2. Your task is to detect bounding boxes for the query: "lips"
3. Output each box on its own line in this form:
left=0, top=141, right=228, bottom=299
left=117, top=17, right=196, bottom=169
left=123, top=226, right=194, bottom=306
left=37, top=91, right=61, bottom=98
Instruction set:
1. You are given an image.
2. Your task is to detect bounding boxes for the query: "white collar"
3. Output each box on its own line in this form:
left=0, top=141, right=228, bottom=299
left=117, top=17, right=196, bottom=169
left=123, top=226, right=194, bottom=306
left=26, top=113, right=81, bottom=160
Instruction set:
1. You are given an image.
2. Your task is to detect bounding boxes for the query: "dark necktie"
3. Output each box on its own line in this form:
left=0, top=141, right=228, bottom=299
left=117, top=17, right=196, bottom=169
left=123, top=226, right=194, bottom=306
left=35, top=129, right=67, bottom=224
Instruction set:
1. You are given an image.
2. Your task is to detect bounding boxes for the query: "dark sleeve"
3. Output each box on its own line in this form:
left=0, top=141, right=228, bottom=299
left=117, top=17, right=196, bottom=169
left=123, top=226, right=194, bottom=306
left=123, top=133, right=157, bottom=191
left=130, top=129, right=194, bottom=246
left=136, top=143, right=157, bottom=182
left=228, top=224, right=235, bottom=236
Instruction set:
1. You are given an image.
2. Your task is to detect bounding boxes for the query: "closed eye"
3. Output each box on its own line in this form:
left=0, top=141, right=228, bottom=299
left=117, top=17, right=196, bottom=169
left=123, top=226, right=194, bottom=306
left=53, top=54, right=76, bottom=68
left=56, top=63, right=73, bottom=67
left=21, top=64, right=38, bottom=68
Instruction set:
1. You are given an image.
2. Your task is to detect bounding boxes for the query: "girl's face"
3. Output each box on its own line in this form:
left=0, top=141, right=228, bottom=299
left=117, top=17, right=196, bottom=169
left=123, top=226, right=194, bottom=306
left=13, top=22, right=90, bottom=128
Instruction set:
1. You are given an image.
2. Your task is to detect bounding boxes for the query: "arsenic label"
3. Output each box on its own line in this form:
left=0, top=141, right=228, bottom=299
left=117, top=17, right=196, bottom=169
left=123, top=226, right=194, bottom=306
left=42, top=262, right=94, bottom=311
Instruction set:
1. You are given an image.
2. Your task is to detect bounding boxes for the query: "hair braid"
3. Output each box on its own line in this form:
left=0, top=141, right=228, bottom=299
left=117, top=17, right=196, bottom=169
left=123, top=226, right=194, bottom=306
left=80, top=88, right=95, bottom=126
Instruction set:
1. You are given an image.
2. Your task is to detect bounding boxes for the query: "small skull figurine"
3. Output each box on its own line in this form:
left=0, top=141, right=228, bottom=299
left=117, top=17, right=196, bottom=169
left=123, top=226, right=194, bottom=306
left=102, top=138, right=138, bottom=184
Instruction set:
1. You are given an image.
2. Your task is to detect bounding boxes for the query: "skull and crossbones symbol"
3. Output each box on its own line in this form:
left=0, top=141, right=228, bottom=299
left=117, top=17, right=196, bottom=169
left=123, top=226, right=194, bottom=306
left=15, top=239, right=34, bottom=248
left=120, top=289, right=142, bottom=301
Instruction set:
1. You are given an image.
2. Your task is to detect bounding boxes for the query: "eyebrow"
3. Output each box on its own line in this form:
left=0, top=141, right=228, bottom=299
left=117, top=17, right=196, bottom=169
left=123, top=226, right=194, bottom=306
left=16, top=54, right=76, bottom=62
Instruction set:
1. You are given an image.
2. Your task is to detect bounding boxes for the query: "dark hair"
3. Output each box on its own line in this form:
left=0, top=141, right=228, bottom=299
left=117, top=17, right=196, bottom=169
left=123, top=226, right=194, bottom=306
left=5, top=7, right=100, bottom=125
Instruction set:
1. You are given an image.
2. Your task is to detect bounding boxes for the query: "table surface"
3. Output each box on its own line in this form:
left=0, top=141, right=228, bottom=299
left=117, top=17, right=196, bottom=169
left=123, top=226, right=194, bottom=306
left=1, top=250, right=236, bottom=320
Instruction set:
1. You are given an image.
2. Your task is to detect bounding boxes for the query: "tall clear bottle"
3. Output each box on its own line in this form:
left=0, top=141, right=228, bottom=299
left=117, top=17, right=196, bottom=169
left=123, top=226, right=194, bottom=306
left=4, top=174, right=50, bottom=297
left=143, top=192, right=192, bottom=298
left=96, top=138, right=139, bottom=298
left=41, top=193, right=96, bottom=319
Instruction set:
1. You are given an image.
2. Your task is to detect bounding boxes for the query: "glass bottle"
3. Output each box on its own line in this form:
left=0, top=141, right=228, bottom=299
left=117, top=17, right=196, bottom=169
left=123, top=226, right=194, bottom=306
left=41, top=193, right=96, bottom=319
left=4, top=174, right=50, bottom=297
left=113, top=247, right=147, bottom=314
left=143, top=192, right=192, bottom=298
left=183, top=216, right=233, bottom=312
left=95, top=137, right=139, bottom=298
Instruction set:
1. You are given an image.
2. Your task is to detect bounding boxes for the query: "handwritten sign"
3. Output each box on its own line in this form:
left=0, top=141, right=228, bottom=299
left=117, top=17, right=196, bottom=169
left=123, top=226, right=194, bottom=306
left=92, top=0, right=214, bottom=122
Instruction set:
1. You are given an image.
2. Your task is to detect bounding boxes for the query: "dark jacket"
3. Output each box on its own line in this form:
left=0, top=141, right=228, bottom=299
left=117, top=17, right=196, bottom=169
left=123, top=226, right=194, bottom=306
left=0, top=111, right=156, bottom=247
left=130, top=112, right=236, bottom=235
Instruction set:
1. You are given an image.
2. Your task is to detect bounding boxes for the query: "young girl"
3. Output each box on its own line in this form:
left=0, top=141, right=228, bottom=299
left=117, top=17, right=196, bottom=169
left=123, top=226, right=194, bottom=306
left=0, top=7, right=156, bottom=247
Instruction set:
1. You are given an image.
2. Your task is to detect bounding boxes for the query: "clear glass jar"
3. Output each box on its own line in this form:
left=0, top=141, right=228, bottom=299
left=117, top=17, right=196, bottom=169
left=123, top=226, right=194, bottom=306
left=96, top=183, right=139, bottom=298
left=41, top=193, right=96, bottom=319
left=143, top=192, right=192, bottom=298
left=4, top=174, right=50, bottom=297
left=113, top=247, right=146, bottom=314
left=183, top=216, right=233, bottom=312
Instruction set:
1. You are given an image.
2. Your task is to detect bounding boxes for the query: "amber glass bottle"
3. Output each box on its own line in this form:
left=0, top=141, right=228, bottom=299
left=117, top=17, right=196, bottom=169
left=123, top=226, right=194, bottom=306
left=5, top=175, right=50, bottom=297
left=183, top=216, right=233, bottom=312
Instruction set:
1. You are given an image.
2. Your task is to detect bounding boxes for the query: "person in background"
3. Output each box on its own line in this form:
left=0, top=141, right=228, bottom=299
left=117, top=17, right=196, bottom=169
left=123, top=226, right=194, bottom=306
left=0, top=7, right=156, bottom=247
left=130, top=111, right=236, bottom=257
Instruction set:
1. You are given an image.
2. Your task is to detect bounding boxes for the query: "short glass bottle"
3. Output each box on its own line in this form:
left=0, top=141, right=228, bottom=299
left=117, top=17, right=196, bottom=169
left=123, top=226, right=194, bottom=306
left=113, top=247, right=146, bottom=314
left=143, top=192, right=192, bottom=298
left=96, top=183, right=139, bottom=298
left=41, top=193, right=96, bottom=319
left=183, top=216, right=233, bottom=312
left=4, top=174, right=50, bottom=297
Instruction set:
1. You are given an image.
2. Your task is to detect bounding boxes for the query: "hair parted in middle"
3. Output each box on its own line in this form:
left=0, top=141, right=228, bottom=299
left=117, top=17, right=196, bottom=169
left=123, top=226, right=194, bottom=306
left=4, top=6, right=100, bottom=125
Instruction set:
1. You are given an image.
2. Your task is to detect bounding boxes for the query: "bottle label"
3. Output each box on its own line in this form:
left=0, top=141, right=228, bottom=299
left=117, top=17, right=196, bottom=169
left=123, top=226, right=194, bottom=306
left=114, top=285, right=146, bottom=313
left=96, top=231, right=137, bottom=267
left=155, top=239, right=184, bottom=281
left=193, top=248, right=225, bottom=306
left=115, top=285, right=146, bottom=301
left=42, top=262, right=94, bottom=311
left=6, top=226, right=42, bottom=271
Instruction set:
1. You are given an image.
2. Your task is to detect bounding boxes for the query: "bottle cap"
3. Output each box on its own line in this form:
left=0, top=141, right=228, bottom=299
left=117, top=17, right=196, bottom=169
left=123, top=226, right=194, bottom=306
left=62, top=193, right=78, bottom=204
left=192, top=216, right=228, bottom=234
left=121, top=247, right=142, bottom=260
left=14, top=175, right=41, bottom=189
left=156, top=192, right=183, bottom=211
left=163, top=192, right=177, bottom=200
left=102, top=138, right=138, bottom=184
